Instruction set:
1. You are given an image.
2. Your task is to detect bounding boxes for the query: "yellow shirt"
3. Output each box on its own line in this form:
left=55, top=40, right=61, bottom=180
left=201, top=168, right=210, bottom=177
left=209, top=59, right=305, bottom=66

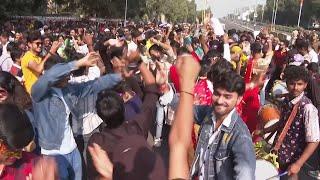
left=21, top=51, right=42, bottom=94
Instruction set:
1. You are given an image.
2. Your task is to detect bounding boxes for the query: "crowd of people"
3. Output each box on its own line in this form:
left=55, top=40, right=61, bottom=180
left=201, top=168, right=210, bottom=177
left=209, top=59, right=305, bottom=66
left=0, top=14, right=320, bottom=180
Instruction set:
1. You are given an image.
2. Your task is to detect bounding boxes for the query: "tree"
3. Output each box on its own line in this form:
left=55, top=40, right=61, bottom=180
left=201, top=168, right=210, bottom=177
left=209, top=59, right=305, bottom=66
left=187, top=0, right=197, bottom=23
left=145, top=0, right=197, bottom=23
left=260, top=0, right=320, bottom=27
left=0, top=0, right=47, bottom=23
left=1, top=0, right=197, bottom=23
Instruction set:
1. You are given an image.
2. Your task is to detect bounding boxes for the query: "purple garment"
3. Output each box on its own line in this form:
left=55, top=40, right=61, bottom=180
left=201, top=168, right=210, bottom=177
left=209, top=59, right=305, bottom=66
left=124, top=95, right=142, bottom=121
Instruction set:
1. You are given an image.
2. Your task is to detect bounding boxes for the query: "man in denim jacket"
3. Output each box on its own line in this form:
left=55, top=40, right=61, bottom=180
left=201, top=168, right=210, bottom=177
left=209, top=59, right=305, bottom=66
left=190, top=71, right=255, bottom=180
left=31, top=52, right=122, bottom=179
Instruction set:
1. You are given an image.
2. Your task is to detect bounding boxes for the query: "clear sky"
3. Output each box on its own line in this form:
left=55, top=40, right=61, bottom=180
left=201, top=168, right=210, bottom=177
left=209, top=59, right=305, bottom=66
left=195, top=0, right=266, bottom=18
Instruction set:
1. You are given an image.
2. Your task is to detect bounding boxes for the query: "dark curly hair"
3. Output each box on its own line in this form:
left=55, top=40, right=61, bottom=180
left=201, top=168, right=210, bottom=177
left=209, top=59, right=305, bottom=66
left=208, top=58, right=233, bottom=84
left=0, top=104, right=34, bottom=150
left=213, top=71, right=246, bottom=96
left=283, top=65, right=309, bottom=83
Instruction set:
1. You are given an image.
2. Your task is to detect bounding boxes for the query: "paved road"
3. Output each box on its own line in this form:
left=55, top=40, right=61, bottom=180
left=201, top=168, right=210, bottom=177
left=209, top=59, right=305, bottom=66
left=222, top=19, right=262, bottom=32
left=221, top=19, right=291, bottom=37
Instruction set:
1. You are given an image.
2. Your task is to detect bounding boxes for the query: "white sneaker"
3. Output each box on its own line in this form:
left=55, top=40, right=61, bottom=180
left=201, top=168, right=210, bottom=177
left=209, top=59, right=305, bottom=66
left=154, top=138, right=162, bottom=147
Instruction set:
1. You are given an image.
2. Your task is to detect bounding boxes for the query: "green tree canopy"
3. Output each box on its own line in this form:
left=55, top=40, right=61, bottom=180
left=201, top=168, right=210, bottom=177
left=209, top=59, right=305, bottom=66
left=260, top=0, right=320, bottom=27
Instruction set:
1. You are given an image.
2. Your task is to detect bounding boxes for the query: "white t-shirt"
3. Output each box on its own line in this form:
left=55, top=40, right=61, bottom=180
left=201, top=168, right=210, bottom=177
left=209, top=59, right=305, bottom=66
left=128, top=41, right=138, bottom=56
left=0, top=54, right=13, bottom=72
left=41, top=88, right=77, bottom=155
left=76, top=44, right=89, bottom=55
left=69, top=66, right=103, bottom=135
left=309, top=49, right=319, bottom=63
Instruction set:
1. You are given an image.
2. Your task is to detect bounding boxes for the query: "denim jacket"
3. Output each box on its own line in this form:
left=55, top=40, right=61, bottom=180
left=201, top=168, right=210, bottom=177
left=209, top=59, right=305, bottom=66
left=31, top=61, right=122, bottom=150
left=191, top=110, right=256, bottom=180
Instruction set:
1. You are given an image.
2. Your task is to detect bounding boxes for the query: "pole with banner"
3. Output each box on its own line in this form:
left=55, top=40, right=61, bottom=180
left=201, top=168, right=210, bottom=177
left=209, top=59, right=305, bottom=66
left=297, top=0, right=303, bottom=27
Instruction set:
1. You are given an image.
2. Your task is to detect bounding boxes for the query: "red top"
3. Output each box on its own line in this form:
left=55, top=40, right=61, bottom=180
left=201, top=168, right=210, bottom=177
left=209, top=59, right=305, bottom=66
left=244, top=57, right=254, bottom=84
left=169, top=66, right=180, bottom=92
left=237, top=86, right=260, bottom=134
left=0, top=152, right=38, bottom=180
left=274, top=50, right=287, bottom=67
left=194, top=78, right=213, bottom=106
left=9, top=65, right=22, bottom=77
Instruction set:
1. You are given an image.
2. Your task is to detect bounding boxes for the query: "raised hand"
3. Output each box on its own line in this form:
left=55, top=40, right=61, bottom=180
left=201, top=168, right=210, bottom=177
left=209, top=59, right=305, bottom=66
left=88, top=143, right=113, bottom=180
left=176, top=54, right=201, bottom=92
left=110, top=56, right=134, bottom=78
left=83, top=33, right=94, bottom=46
left=223, top=33, right=229, bottom=44
left=76, top=52, right=100, bottom=68
left=186, top=44, right=194, bottom=53
left=26, top=156, right=58, bottom=180
left=150, top=37, right=159, bottom=45
left=111, top=57, right=126, bottom=74
left=104, top=39, right=125, bottom=47
left=49, top=41, right=62, bottom=55
left=126, top=50, right=141, bottom=64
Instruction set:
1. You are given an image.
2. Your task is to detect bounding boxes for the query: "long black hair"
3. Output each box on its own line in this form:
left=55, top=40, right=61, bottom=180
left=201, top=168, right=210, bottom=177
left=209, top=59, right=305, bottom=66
left=0, top=71, right=32, bottom=110
left=0, top=104, right=34, bottom=150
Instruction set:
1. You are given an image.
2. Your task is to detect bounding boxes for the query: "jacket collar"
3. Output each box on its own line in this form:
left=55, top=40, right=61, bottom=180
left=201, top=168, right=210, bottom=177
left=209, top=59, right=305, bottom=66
left=211, top=109, right=239, bottom=133
left=290, top=92, right=304, bottom=105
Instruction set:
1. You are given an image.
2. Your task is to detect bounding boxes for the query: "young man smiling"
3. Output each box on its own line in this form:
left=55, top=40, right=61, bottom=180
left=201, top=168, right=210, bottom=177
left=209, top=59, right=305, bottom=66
left=168, top=55, right=255, bottom=180
left=21, top=31, right=61, bottom=94
left=191, top=71, right=255, bottom=180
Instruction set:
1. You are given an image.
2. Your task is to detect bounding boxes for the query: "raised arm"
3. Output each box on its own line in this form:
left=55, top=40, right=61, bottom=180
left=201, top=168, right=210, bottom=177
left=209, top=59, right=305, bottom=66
left=28, top=41, right=62, bottom=74
left=168, top=54, right=200, bottom=179
left=199, top=34, right=209, bottom=55
left=131, top=61, right=158, bottom=137
left=223, top=34, right=231, bottom=62
left=31, top=52, right=100, bottom=102
left=150, top=37, right=172, bottom=51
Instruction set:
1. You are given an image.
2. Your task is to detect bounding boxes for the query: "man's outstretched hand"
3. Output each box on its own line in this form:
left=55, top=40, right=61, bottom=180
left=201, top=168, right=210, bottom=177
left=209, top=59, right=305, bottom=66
left=76, top=52, right=100, bottom=68
left=88, top=143, right=113, bottom=180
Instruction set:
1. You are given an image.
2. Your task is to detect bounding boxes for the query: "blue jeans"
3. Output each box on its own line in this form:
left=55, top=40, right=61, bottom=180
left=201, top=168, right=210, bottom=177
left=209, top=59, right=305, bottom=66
left=52, top=148, right=82, bottom=180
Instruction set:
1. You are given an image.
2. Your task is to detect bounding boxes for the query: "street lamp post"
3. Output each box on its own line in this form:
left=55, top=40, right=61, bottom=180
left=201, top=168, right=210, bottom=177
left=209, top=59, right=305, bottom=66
left=124, top=0, right=128, bottom=27
left=273, top=0, right=279, bottom=25
left=261, top=4, right=265, bottom=23
left=297, top=0, right=304, bottom=27
left=253, top=0, right=257, bottom=30
left=271, top=0, right=276, bottom=25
